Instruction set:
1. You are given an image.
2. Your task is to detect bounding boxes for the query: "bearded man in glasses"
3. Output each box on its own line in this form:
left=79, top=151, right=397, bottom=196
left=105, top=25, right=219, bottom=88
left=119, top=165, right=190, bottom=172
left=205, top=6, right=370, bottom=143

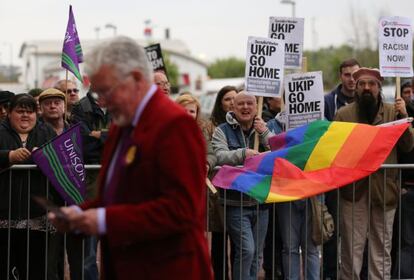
left=334, top=68, right=414, bottom=279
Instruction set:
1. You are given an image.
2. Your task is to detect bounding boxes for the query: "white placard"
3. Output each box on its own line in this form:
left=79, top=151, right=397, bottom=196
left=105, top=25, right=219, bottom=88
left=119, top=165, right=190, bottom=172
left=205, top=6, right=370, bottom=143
left=379, top=16, right=413, bottom=77
left=284, top=71, right=324, bottom=130
left=245, top=36, right=285, bottom=97
left=268, top=17, right=304, bottom=69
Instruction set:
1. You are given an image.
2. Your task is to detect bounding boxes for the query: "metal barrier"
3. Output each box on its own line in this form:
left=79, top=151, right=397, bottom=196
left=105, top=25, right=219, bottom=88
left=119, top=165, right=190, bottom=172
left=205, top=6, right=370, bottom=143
left=2, top=164, right=414, bottom=279
left=206, top=164, right=414, bottom=280
left=0, top=165, right=100, bottom=280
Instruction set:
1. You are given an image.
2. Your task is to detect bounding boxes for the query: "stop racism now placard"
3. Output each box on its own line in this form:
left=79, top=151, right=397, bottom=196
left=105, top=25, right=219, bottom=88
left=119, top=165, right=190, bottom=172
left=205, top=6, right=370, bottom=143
left=284, top=71, right=324, bottom=130
left=245, top=36, right=285, bottom=97
left=379, top=16, right=413, bottom=77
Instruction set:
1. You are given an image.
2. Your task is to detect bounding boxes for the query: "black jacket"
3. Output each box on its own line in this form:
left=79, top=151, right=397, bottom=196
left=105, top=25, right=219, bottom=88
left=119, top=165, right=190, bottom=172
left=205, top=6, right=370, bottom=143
left=71, top=92, right=111, bottom=164
left=0, top=120, right=60, bottom=220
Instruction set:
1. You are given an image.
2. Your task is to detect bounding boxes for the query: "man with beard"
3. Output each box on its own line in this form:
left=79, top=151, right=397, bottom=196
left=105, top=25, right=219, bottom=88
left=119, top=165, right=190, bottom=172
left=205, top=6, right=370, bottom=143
left=334, top=68, right=414, bottom=279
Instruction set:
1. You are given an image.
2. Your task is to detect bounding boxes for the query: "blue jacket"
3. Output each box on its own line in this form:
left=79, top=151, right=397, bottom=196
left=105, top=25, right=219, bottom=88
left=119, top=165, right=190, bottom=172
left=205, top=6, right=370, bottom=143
left=324, top=84, right=350, bottom=121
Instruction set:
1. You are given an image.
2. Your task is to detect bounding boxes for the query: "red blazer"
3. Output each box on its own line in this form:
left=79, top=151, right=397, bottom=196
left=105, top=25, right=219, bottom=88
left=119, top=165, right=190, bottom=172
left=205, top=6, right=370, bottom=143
left=82, top=89, right=213, bottom=280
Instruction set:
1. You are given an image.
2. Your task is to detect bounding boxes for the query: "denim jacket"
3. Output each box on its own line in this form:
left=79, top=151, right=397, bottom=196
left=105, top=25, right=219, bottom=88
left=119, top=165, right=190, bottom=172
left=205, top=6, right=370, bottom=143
left=212, top=112, right=273, bottom=206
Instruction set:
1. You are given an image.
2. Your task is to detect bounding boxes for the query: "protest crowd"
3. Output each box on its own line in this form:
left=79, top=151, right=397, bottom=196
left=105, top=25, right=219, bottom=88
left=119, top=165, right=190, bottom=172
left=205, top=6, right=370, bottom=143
left=1, top=8, right=414, bottom=280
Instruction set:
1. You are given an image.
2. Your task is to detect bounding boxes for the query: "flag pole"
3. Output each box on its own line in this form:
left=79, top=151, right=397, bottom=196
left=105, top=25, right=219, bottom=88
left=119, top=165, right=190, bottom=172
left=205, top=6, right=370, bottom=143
left=253, top=97, right=264, bottom=151
left=395, top=76, right=401, bottom=99
left=65, top=70, right=69, bottom=122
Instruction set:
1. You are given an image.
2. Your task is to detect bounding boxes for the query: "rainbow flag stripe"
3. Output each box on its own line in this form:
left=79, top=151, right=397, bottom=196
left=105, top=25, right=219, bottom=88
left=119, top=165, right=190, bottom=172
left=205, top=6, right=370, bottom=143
left=212, top=120, right=409, bottom=203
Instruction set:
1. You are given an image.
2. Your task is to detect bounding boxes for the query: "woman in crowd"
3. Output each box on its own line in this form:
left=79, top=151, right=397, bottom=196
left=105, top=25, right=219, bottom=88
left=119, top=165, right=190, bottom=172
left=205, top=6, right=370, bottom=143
left=210, top=86, right=238, bottom=128
left=208, top=86, right=237, bottom=280
left=0, top=94, right=59, bottom=279
left=175, top=93, right=216, bottom=171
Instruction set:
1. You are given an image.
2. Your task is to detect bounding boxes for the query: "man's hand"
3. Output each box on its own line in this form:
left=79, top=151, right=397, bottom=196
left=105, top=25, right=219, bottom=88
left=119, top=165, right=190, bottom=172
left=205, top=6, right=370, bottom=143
left=9, top=148, right=31, bottom=164
left=395, top=97, right=408, bottom=118
left=253, top=117, right=267, bottom=134
left=245, top=148, right=259, bottom=159
left=70, top=209, right=99, bottom=236
left=90, top=130, right=101, bottom=139
left=48, top=207, right=99, bottom=236
left=48, top=206, right=81, bottom=233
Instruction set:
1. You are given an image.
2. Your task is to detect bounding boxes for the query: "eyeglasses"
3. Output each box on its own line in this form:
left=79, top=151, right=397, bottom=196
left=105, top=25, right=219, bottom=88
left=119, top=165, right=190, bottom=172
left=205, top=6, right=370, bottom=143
left=95, top=74, right=132, bottom=101
left=65, top=88, right=79, bottom=94
left=155, top=81, right=170, bottom=87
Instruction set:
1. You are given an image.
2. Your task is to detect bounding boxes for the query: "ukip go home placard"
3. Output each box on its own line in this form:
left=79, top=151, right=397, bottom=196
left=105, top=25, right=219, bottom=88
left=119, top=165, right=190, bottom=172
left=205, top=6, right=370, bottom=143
left=245, top=36, right=285, bottom=97
left=269, top=17, right=304, bottom=69
left=379, top=16, right=413, bottom=77
left=284, top=71, right=324, bottom=130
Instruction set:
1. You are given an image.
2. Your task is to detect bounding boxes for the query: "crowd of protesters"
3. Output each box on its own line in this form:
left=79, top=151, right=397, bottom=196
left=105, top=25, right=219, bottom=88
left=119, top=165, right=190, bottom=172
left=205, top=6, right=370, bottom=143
left=1, top=53, right=414, bottom=280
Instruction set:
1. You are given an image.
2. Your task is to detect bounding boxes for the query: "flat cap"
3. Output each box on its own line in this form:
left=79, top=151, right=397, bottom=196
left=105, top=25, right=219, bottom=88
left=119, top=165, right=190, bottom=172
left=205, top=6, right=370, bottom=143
left=352, top=67, right=384, bottom=83
left=0, top=90, right=15, bottom=105
left=39, top=88, right=66, bottom=103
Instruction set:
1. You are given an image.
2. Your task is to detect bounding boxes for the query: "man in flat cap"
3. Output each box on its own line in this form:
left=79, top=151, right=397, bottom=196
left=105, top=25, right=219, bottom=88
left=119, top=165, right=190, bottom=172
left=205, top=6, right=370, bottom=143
left=38, top=88, right=68, bottom=135
left=334, top=68, right=414, bottom=279
left=0, top=90, right=15, bottom=122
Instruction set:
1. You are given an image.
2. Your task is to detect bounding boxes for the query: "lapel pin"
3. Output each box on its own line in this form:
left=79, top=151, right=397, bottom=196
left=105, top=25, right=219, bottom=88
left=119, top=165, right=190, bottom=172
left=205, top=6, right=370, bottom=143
left=125, top=146, right=137, bottom=165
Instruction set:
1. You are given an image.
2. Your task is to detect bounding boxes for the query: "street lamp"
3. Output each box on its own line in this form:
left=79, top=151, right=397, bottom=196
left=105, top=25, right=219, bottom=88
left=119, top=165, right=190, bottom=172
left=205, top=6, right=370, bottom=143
left=94, top=27, right=101, bottom=40
left=105, top=23, right=117, bottom=36
left=281, top=0, right=296, bottom=17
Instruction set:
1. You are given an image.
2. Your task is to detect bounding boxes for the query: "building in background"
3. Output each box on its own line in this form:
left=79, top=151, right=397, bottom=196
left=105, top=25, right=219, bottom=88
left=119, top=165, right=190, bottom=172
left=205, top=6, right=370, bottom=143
left=19, top=38, right=208, bottom=95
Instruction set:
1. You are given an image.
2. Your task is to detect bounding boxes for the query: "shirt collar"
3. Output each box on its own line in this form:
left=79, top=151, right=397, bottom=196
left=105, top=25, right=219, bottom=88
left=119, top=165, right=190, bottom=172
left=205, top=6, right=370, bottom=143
left=132, top=84, right=157, bottom=127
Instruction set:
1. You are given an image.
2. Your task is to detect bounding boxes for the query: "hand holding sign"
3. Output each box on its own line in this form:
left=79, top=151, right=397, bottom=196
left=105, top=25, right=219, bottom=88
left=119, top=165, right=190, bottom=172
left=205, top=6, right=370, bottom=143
left=379, top=16, right=413, bottom=77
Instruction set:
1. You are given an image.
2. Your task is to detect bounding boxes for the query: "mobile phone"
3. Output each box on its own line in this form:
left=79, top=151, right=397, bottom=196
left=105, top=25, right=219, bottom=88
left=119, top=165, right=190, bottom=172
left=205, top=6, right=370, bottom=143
left=32, top=195, right=68, bottom=220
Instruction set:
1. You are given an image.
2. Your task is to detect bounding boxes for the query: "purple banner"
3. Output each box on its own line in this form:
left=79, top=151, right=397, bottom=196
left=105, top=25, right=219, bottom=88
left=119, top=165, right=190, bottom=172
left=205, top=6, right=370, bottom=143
left=32, top=123, right=86, bottom=205
left=61, top=5, right=84, bottom=82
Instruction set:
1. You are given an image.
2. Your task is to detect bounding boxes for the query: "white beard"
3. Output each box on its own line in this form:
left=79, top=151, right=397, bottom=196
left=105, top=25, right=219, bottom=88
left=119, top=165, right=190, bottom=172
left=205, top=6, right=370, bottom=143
left=112, top=114, right=129, bottom=127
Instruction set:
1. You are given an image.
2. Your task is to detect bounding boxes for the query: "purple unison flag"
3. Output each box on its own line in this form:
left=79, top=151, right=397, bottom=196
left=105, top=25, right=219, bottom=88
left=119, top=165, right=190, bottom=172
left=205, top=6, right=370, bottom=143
left=62, top=5, right=84, bottom=83
left=32, top=123, right=86, bottom=205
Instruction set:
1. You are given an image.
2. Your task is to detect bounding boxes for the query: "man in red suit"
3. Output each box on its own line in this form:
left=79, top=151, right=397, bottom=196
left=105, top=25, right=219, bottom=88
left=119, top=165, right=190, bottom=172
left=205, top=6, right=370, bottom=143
left=49, top=36, right=213, bottom=280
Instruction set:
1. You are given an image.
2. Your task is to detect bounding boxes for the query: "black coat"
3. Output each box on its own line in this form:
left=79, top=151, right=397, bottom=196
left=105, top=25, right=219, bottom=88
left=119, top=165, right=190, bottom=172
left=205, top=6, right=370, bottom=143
left=71, top=92, right=111, bottom=164
left=0, top=120, right=60, bottom=220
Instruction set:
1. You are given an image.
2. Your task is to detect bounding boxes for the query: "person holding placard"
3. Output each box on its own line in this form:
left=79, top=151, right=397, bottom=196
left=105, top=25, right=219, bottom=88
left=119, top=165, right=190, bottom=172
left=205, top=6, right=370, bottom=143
left=391, top=79, right=414, bottom=278
left=334, top=68, right=414, bottom=280
left=212, top=91, right=273, bottom=280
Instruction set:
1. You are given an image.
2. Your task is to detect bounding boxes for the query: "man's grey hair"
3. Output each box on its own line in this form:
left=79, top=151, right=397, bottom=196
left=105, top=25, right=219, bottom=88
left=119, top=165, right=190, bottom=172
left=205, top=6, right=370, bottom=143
left=84, top=36, right=153, bottom=82
left=54, top=79, right=77, bottom=91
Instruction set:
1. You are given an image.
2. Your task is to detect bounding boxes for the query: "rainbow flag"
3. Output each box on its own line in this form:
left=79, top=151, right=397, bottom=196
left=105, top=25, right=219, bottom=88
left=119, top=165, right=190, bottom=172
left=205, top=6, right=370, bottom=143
left=212, top=120, right=409, bottom=203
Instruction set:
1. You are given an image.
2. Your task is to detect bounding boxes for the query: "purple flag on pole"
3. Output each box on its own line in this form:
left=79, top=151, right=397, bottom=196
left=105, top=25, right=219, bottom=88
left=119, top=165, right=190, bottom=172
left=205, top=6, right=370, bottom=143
left=32, top=124, right=86, bottom=205
left=62, top=5, right=84, bottom=83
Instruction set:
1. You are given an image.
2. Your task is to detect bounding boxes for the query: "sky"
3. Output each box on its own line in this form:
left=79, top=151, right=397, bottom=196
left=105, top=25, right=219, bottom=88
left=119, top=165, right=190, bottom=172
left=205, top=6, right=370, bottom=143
left=0, top=0, right=414, bottom=67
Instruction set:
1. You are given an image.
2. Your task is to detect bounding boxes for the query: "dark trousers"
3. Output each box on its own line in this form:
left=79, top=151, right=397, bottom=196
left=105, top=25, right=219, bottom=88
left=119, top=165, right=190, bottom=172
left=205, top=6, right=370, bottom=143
left=323, top=190, right=339, bottom=279
left=392, top=188, right=414, bottom=278
left=49, top=233, right=98, bottom=280
left=211, top=232, right=230, bottom=280
left=263, top=204, right=284, bottom=280
left=0, top=229, right=47, bottom=279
